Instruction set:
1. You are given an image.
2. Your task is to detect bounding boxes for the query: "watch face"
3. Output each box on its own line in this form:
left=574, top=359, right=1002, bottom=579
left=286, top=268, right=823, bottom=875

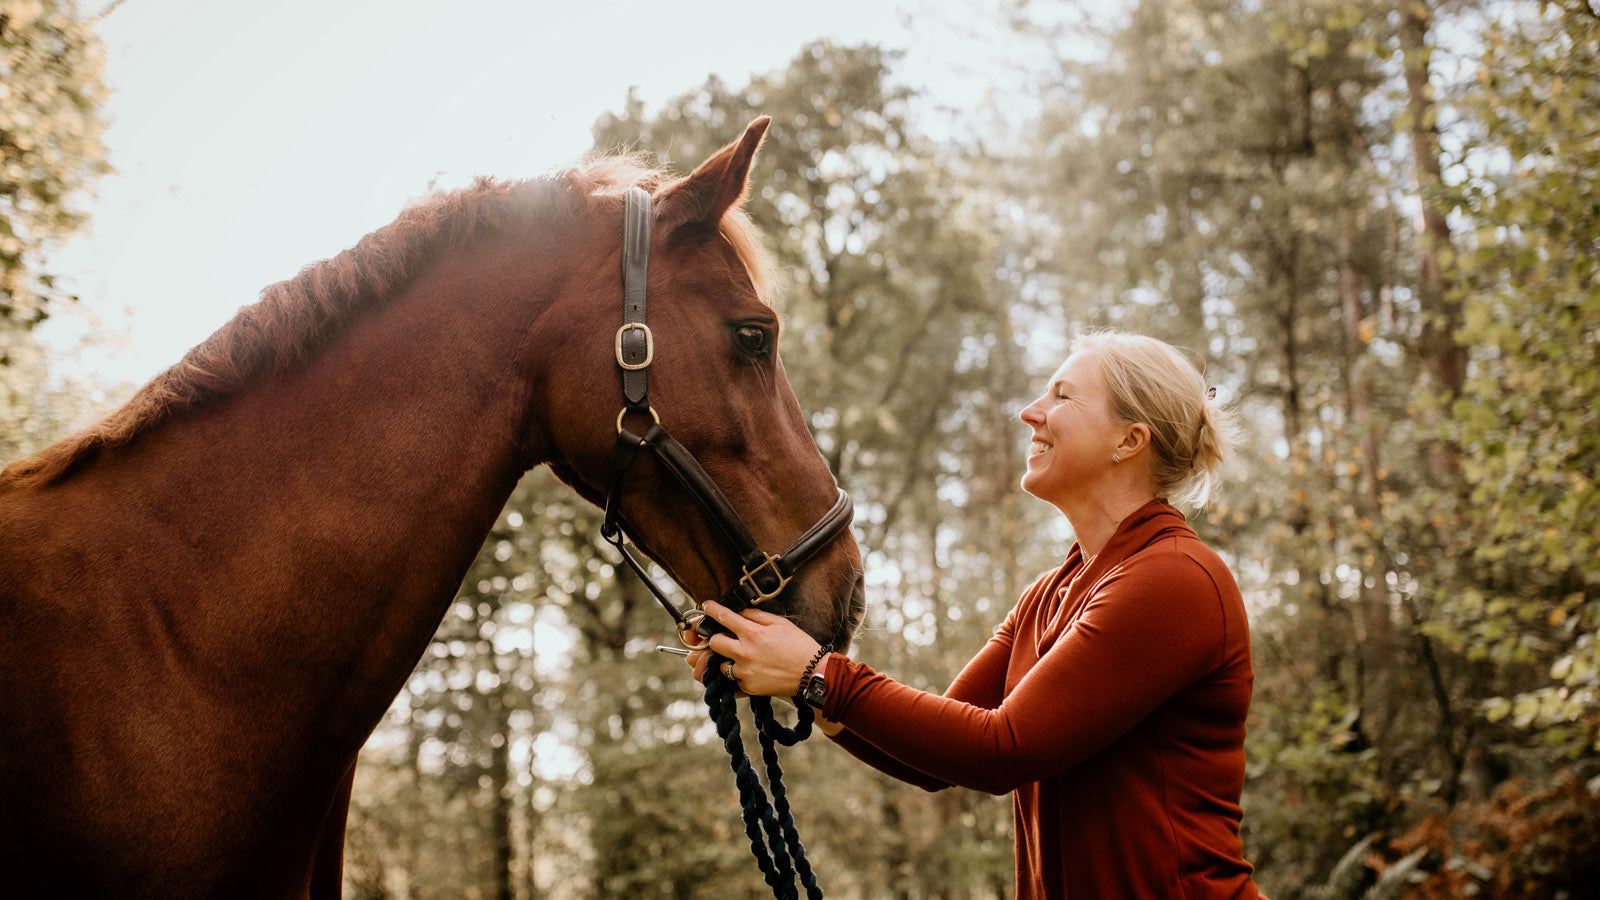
left=803, top=675, right=826, bottom=709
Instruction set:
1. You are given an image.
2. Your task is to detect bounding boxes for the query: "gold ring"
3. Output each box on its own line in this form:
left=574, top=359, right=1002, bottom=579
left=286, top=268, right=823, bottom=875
left=677, top=611, right=710, bottom=649
left=721, top=660, right=736, bottom=681
left=616, top=405, right=660, bottom=435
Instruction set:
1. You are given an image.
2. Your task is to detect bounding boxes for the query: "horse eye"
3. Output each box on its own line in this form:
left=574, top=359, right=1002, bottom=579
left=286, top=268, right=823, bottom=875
left=735, top=325, right=770, bottom=356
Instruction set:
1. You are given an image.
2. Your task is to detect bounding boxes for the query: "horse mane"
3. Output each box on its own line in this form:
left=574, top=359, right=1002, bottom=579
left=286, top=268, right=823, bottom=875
left=3, top=155, right=774, bottom=486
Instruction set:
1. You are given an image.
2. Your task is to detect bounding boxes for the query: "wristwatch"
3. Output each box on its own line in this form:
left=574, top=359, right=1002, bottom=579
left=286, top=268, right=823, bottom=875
left=801, top=671, right=827, bottom=710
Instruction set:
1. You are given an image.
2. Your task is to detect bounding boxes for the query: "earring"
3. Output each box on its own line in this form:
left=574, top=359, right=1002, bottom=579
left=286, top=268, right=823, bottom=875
left=1113, top=452, right=1121, bottom=463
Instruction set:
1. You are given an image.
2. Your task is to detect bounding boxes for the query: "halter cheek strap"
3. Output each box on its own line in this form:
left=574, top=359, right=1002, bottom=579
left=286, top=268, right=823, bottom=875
left=597, top=186, right=854, bottom=645
left=618, top=187, right=653, bottom=412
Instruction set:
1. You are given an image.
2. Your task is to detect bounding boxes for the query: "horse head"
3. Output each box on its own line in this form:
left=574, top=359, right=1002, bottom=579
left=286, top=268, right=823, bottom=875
left=534, top=118, right=866, bottom=652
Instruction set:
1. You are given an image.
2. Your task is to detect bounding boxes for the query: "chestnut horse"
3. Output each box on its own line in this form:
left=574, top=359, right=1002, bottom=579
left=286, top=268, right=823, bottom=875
left=0, top=118, right=864, bottom=899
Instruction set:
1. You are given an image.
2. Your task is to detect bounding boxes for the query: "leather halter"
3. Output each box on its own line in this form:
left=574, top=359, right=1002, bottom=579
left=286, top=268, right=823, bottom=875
left=599, top=186, right=854, bottom=646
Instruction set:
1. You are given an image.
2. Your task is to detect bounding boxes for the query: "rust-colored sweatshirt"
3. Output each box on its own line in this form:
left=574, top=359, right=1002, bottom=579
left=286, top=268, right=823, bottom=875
left=822, top=499, right=1261, bottom=899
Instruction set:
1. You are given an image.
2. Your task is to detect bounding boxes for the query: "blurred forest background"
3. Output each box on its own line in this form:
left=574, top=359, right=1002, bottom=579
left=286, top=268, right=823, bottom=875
left=5, top=0, right=1598, bottom=897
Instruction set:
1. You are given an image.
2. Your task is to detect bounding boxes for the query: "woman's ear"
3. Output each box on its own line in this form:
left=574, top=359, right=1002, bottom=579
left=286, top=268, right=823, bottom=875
left=1117, top=423, right=1151, bottom=461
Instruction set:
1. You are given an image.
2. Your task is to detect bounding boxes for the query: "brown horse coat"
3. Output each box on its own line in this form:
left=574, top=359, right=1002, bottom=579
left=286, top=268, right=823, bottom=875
left=0, top=118, right=863, bottom=899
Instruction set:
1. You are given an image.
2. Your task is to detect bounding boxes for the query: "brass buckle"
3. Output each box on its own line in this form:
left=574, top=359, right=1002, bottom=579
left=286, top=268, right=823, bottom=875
left=615, top=323, right=654, bottom=370
left=739, top=553, right=791, bottom=605
left=677, top=610, right=711, bottom=649
left=616, top=405, right=660, bottom=435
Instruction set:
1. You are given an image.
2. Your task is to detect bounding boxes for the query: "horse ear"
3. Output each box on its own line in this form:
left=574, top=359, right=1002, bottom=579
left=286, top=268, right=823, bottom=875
left=655, top=116, right=770, bottom=232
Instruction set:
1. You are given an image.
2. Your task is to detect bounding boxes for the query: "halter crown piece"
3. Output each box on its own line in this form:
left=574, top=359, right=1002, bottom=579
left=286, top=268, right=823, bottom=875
left=599, top=186, right=847, bottom=899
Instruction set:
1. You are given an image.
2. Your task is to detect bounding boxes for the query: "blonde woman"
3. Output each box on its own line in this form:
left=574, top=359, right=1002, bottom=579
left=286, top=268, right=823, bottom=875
left=691, top=331, right=1264, bottom=899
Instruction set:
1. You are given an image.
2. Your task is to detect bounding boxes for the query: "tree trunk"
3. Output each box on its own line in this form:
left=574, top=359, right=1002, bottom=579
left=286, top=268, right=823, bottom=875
left=1399, top=0, right=1465, bottom=483
left=488, top=681, right=514, bottom=900
left=1399, top=0, right=1468, bottom=806
left=1339, top=214, right=1393, bottom=747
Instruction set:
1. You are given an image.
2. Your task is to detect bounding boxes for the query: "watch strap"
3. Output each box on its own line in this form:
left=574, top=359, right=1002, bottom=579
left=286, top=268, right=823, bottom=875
left=795, top=644, right=832, bottom=705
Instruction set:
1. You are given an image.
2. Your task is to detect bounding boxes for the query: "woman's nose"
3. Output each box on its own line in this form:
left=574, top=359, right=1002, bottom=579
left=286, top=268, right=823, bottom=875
left=1018, top=398, right=1044, bottom=426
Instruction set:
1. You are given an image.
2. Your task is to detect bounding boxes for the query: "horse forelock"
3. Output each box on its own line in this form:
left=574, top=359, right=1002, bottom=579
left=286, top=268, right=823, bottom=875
left=2, top=154, right=775, bottom=486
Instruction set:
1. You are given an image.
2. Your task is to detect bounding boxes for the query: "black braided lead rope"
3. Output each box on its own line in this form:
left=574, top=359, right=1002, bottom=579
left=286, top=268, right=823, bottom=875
left=752, top=699, right=824, bottom=899
left=700, top=667, right=797, bottom=898
left=700, top=661, right=825, bottom=900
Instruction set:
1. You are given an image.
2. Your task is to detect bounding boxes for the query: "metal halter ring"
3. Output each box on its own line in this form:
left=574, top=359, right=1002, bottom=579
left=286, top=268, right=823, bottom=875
left=614, top=322, right=654, bottom=370
left=616, top=405, right=660, bottom=435
left=676, top=609, right=711, bottom=649
left=739, top=553, right=792, bottom=605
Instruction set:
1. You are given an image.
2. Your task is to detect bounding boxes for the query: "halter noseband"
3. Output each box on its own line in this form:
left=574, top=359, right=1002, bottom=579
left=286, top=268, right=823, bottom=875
left=598, top=186, right=855, bottom=647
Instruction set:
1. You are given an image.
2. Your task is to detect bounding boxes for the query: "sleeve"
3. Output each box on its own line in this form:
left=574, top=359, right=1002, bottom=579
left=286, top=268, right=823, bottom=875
left=823, top=552, right=1226, bottom=796
left=825, top=613, right=1017, bottom=792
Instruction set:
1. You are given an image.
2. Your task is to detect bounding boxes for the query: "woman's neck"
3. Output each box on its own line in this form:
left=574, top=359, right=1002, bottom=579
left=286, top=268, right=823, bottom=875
left=1062, top=487, right=1158, bottom=560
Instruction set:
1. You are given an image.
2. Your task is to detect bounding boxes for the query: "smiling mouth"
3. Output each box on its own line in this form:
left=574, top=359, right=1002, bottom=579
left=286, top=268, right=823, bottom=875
left=1028, top=440, right=1052, bottom=457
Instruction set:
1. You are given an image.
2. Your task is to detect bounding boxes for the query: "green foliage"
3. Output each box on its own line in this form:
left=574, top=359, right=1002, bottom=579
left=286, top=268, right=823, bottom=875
left=0, top=0, right=110, bottom=462
left=0, top=0, right=109, bottom=329
left=1445, top=0, right=1600, bottom=761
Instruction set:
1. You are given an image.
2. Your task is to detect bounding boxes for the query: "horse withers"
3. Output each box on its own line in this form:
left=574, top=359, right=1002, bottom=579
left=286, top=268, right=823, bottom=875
left=0, top=117, right=865, bottom=899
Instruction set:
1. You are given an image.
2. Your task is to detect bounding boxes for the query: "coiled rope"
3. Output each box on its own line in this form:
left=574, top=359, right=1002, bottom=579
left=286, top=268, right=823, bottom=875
left=701, top=658, right=824, bottom=900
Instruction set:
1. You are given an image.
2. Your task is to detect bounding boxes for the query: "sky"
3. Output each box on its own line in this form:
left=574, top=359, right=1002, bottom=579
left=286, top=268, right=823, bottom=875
left=42, top=0, right=1037, bottom=393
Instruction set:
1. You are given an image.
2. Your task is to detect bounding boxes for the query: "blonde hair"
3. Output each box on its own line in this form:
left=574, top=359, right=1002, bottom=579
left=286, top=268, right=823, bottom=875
left=1070, top=330, right=1236, bottom=507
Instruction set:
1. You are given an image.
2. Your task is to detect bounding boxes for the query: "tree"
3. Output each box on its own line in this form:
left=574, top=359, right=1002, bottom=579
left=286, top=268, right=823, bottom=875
left=0, top=0, right=110, bottom=459
left=1429, top=0, right=1600, bottom=831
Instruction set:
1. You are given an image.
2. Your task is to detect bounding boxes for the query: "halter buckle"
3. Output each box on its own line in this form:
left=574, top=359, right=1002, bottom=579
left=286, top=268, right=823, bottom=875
left=739, top=553, right=791, bottom=605
left=615, top=322, right=654, bottom=370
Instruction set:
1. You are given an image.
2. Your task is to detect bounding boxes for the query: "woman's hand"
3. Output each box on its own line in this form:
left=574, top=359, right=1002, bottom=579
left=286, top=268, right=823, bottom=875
left=683, top=601, right=820, bottom=699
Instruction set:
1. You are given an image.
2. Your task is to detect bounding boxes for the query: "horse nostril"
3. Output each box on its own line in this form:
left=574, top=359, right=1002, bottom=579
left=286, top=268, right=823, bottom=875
left=833, top=570, right=866, bottom=654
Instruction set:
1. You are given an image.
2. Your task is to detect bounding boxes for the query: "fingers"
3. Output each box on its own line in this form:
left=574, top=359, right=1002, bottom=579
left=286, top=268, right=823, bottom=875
left=701, top=601, right=792, bottom=635
left=699, top=601, right=750, bottom=636
left=720, top=658, right=749, bottom=699
left=676, top=602, right=817, bottom=697
left=684, top=647, right=746, bottom=699
left=707, top=632, right=738, bottom=659
left=687, top=648, right=711, bottom=680
left=686, top=644, right=743, bottom=682
left=740, top=607, right=787, bottom=626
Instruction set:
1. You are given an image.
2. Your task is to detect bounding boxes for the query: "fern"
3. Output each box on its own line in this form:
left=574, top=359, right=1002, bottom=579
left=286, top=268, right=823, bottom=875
left=1363, top=847, right=1427, bottom=900
left=1303, top=833, right=1380, bottom=900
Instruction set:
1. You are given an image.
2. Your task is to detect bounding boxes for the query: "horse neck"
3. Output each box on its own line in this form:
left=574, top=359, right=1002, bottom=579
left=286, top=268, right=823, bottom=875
left=79, top=228, right=572, bottom=751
